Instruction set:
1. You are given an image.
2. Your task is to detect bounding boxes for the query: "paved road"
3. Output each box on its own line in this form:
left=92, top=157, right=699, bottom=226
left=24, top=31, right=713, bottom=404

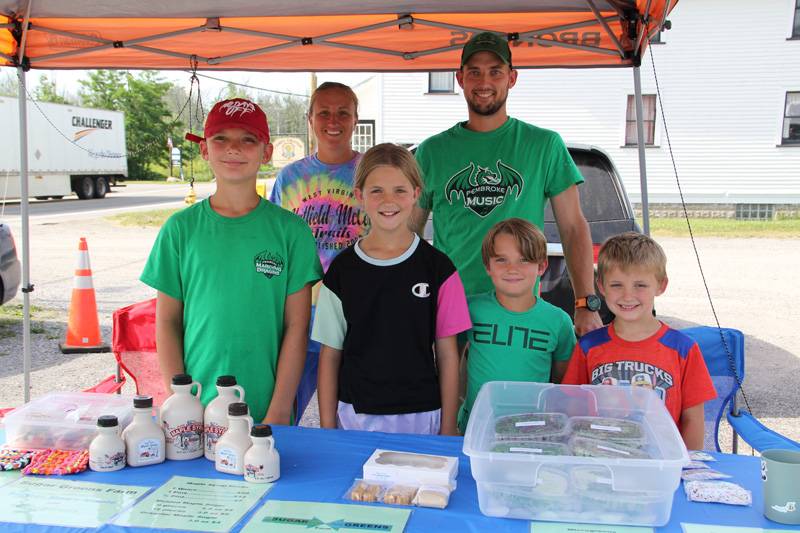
left=0, top=182, right=215, bottom=222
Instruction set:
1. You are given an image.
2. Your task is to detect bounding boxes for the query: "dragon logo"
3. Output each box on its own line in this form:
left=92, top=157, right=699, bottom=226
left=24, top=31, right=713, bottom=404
left=444, top=160, right=524, bottom=217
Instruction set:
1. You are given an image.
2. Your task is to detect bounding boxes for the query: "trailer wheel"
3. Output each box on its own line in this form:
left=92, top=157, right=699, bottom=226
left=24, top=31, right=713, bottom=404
left=75, top=176, right=95, bottom=200
left=94, top=177, right=109, bottom=199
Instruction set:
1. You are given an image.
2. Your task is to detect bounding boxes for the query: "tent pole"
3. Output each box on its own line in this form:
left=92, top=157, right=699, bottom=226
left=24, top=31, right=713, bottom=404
left=633, top=66, right=650, bottom=236
left=16, top=66, right=32, bottom=403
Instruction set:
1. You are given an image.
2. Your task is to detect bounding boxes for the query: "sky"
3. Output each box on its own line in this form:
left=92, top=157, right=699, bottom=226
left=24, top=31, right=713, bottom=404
left=16, top=69, right=373, bottom=101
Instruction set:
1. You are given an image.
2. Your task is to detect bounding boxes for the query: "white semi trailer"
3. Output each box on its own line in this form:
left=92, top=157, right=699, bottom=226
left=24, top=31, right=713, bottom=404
left=1, top=96, right=128, bottom=200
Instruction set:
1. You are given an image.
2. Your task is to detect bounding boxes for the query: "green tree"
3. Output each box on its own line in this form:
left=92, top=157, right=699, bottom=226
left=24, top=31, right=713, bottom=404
left=80, top=70, right=180, bottom=179
left=33, top=75, right=74, bottom=104
left=0, top=71, right=16, bottom=97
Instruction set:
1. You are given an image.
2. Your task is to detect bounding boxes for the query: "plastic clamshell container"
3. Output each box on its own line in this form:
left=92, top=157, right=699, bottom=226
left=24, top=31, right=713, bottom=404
left=462, top=382, right=689, bottom=527
left=363, top=449, right=458, bottom=490
left=493, top=412, right=568, bottom=441
left=4, top=392, right=136, bottom=451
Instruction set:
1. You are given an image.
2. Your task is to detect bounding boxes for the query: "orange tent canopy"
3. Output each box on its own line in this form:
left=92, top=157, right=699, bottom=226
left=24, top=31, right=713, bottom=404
left=0, top=1, right=676, bottom=72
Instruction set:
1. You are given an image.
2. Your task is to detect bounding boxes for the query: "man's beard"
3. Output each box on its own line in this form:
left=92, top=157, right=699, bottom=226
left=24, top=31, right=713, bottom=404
left=466, top=91, right=508, bottom=117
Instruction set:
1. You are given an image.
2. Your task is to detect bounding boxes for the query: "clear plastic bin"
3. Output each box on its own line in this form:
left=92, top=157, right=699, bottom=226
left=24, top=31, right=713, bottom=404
left=4, top=392, right=135, bottom=450
left=462, top=382, right=689, bottom=527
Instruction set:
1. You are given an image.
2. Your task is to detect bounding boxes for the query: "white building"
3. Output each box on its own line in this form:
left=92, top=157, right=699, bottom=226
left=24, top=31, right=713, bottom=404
left=352, top=0, right=800, bottom=215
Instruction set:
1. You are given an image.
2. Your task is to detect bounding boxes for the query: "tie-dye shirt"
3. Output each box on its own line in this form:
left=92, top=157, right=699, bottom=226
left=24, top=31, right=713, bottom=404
left=270, top=153, right=369, bottom=273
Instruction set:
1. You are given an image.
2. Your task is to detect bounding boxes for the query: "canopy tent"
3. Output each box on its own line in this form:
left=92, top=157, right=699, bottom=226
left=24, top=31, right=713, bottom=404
left=1, top=0, right=676, bottom=402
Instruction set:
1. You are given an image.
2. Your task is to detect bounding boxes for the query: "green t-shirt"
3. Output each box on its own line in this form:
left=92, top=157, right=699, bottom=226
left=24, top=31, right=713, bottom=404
left=416, top=117, right=583, bottom=296
left=459, top=292, right=576, bottom=433
left=140, top=198, right=322, bottom=421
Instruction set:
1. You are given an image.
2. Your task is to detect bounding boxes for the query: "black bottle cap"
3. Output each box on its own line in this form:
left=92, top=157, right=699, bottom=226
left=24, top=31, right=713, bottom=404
left=228, top=402, right=249, bottom=416
left=133, top=395, right=153, bottom=408
left=251, top=424, right=272, bottom=437
left=172, top=373, right=192, bottom=385
left=97, top=415, right=119, bottom=427
left=216, top=375, right=237, bottom=387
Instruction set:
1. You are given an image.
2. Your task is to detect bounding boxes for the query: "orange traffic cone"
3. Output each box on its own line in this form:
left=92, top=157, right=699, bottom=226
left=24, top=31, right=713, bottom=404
left=59, top=238, right=110, bottom=354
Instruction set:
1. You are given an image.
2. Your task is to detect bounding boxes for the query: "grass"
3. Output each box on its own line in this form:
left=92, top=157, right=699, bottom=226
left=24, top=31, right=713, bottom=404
left=0, top=303, right=60, bottom=339
left=643, top=217, right=800, bottom=238
left=107, top=208, right=181, bottom=227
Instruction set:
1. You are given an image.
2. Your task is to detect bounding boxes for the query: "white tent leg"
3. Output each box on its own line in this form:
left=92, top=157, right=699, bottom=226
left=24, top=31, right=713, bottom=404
left=633, top=66, right=650, bottom=236
left=17, top=66, right=32, bottom=403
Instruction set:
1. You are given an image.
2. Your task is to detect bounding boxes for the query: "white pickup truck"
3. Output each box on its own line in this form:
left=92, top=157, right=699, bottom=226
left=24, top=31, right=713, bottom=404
left=0, top=96, right=128, bottom=200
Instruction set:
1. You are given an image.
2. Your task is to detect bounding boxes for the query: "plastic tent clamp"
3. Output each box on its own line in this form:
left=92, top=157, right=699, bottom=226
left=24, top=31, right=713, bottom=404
left=1, top=0, right=677, bottom=404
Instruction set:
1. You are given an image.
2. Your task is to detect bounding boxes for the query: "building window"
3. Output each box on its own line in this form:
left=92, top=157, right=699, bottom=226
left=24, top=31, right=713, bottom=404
left=352, top=120, right=375, bottom=153
left=625, top=94, right=656, bottom=145
left=736, top=204, right=774, bottom=221
left=428, top=72, right=455, bottom=93
left=783, top=92, right=800, bottom=145
left=794, top=0, right=800, bottom=38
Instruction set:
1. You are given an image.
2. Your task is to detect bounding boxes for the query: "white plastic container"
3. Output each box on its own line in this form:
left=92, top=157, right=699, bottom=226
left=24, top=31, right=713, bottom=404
left=462, top=382, right=689, bottom=527
left=204, top=375, right=246, bottom=461
left=122, top=395, right=165, bottom=467
left=215, top=402, right=253, bottom=476
left=4, top=392, right=134, bottom=450
left=160, top=373, right=204, bottom=460
left=89, top=415, right=126, bottom=472
left=244, top=424, right=279, bottom=483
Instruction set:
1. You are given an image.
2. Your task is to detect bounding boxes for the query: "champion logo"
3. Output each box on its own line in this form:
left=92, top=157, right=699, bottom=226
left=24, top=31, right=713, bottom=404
left=220, top=100, right=256, bottom=117
left=412, top=283, right=430, bottom=298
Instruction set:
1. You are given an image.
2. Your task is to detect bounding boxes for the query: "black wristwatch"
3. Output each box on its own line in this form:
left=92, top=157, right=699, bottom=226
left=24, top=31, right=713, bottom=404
left=575, top=294, right=601, bottom=312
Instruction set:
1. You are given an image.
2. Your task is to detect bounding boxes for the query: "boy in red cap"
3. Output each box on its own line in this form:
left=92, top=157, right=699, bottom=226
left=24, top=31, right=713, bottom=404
left=141, top=98, right=323, bottom=425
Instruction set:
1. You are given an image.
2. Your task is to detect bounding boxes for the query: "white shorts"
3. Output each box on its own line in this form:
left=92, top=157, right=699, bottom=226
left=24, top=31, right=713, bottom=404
left=336, top=402, right=441, bottom=435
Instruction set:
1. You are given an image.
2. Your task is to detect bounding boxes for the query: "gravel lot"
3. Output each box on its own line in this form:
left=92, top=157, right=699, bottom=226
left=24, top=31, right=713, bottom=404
left=1, top=210, right=798, bottom=454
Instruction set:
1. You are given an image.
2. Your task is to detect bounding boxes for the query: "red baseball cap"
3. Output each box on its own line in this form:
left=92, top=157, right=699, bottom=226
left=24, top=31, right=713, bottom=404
left=185, top=98, right=270, bottom=144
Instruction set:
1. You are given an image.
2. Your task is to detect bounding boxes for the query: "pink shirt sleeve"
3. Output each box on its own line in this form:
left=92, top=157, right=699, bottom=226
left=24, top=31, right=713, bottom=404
left=436, top=271, right=472, bottom=339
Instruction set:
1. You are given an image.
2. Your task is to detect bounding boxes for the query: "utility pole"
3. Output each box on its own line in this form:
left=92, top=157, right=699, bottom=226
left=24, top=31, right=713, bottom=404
left=307, top=72, right=317, bottom=156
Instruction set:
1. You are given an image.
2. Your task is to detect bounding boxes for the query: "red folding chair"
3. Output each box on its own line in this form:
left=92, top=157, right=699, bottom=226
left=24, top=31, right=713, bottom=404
left=110, top=298, right=169, bottom=406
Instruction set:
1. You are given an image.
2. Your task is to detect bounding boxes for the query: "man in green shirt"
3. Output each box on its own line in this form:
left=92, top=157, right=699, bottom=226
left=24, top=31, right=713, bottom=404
left=413, top=31, right=602, bottom=336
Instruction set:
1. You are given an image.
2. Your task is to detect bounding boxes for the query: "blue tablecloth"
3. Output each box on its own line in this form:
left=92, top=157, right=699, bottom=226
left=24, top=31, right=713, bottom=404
left=2, top=425, right=797, bottom=532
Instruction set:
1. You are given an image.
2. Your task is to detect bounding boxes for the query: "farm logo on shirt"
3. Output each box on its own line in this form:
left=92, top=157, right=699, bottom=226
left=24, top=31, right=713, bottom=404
left=444, top=160, right=524, bottom=217
left=254, top=250, right=285, bottom=278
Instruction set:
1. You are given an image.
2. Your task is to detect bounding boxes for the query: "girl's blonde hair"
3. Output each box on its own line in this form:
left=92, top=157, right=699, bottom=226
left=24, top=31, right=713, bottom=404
left=354, top=143, right=423, bottom=191
left=308, top=82, right=359, bottom=118
left=481, top=218, right=547, bottom=267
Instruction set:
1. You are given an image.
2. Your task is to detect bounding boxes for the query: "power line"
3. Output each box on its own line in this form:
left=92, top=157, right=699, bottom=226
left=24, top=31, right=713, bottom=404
left=189, top=72, right=309, bottom=99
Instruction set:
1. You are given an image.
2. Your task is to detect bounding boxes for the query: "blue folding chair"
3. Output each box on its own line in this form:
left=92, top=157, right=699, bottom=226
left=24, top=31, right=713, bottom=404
left=682, top=326, right=800, bottom=453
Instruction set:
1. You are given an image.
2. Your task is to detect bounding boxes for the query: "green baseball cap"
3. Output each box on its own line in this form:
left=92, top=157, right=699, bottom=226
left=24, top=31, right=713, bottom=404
left=460, top=31, right=512, bottom=66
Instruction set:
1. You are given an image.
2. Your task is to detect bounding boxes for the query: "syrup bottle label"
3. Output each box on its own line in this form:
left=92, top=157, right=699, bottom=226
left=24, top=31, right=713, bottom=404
left=217, top=448, right=238, bottom=471
left=138, top=439, right=162, bottom=463
left=204, top=422, right=227, bottom=454
left=164, top=420, right=204, bottom=453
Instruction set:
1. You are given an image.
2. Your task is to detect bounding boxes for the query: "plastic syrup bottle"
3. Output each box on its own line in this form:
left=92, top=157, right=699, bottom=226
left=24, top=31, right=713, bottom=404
left=89, top=415, right=126, bottom=472
left=244, top=424, right=280, bottom=483
left=215, top=402, right=253, bottom=475
left=204, top=375, right=246, bottom=461
left=161, top=373, right=204, bottom=460
left=122, top=395, right=165, bottom=467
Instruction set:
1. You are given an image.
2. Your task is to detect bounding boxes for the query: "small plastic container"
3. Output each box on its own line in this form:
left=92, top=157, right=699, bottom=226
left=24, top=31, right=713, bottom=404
left=490, top=440, right=569, bottom=456
left=569, top=436, right=651, bottom=459
left=462, top=382, right=688, bottom=527
left=493, top=413, right=568, bottom=442
left=568, top=416, right=646, bottom=445
left=4, top=392, right=134, bottom=450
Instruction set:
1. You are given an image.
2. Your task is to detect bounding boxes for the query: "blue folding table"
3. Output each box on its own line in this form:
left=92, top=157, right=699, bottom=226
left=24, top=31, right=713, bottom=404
left=1, top=425, right=796, bottom=532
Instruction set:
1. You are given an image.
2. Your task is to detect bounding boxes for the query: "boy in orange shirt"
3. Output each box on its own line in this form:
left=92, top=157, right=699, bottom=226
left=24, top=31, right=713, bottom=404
left=562, top=232, right=715, bottom=449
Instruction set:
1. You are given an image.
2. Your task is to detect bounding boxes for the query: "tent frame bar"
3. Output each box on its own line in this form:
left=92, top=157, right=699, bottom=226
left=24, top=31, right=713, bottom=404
left=585, top=0, right=624, bottom=56
left=633, top=65, right=650, bottom=236
left=16, top=0, right=32, bottom=405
